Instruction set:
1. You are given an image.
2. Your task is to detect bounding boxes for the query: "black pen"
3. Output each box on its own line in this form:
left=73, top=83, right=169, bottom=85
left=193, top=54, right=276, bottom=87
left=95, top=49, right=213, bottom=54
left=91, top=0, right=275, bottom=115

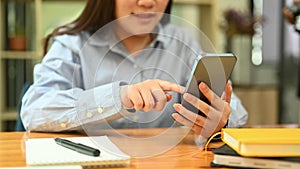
left=54, top=138, right=100, bottom=157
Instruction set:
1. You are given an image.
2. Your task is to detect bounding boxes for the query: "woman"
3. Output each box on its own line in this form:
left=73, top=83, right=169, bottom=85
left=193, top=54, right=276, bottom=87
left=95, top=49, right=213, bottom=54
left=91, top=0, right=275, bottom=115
left=21, top=0, right=248, bottom=139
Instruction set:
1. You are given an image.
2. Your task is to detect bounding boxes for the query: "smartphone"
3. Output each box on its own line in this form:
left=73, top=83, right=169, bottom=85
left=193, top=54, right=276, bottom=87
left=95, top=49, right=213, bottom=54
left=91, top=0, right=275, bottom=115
left=181, top=53, right=237, bottom=117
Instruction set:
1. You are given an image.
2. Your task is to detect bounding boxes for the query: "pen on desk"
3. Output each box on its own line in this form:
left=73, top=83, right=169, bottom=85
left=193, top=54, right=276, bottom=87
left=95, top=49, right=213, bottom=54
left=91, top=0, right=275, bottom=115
left=54, top=138, right=100, bottom=157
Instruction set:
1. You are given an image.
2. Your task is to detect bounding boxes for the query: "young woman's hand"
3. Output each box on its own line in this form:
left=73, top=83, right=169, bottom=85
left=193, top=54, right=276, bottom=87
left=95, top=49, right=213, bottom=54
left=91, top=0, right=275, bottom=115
left=172, top=81, right=232, bottom=138
left=120, top=79, right=185, bottom=112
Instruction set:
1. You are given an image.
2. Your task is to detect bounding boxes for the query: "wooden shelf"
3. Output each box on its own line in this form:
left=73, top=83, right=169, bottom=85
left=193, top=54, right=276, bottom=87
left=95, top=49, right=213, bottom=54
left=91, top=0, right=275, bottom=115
left=0, top=51, right=41, bottom=60
left=1, top=110, right=18, bottom=121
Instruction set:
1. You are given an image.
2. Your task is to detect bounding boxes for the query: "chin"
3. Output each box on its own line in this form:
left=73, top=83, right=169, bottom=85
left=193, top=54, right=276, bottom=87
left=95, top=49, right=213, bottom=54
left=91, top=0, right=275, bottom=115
left=116, top=16, right=159, bottom=37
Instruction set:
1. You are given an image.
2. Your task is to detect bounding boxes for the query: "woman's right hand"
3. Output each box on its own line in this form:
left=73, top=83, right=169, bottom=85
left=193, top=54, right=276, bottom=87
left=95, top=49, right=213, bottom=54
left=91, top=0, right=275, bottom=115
left=120, top=79, right=185, bottom=112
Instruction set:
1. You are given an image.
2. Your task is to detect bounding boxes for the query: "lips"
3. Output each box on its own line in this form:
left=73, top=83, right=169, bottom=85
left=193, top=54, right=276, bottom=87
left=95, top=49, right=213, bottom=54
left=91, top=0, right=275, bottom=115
left=131, top=12, right=157, bottom=24
left=132, top=13, right=156, bottom=18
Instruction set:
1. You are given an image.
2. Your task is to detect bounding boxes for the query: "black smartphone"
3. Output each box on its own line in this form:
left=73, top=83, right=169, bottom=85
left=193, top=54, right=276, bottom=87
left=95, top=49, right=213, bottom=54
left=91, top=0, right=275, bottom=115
left=181, top=53, right=237, bottom=117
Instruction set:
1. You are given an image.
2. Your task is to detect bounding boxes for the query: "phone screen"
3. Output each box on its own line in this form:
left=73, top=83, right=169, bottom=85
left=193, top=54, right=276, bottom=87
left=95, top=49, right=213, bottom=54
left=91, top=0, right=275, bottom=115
left=181, top=53, right=237, bottom=117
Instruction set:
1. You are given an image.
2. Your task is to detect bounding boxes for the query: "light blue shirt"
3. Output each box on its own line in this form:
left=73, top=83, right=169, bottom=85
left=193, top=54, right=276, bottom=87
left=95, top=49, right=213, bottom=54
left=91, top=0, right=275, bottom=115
left=21, top=24, right=248, bottom=132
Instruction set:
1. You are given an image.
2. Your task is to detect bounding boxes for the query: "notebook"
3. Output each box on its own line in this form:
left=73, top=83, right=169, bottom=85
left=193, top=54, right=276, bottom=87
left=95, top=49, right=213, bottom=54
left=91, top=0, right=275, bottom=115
left=221, top=128, right=300, bottom=157
left=211, top=144, right=300, bottom=169
left=0, top=166, right=82, bottom=169
left=26, top=136, right=130, bottom=167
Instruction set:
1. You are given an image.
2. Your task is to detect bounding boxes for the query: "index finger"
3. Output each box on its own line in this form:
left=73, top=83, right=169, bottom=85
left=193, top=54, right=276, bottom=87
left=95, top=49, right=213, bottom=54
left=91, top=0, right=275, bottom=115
left=158, top=80, right=185, bottom=94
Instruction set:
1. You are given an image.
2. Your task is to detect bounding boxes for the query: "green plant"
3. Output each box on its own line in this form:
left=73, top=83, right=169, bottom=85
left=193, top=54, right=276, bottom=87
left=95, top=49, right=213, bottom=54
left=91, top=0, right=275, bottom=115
left=13, top=19, right=26, bottom=37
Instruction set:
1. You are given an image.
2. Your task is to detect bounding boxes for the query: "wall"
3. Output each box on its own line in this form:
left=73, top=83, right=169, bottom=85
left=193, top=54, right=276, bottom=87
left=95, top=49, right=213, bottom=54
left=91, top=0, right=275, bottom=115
left=41, top=1, right=84, bottom=37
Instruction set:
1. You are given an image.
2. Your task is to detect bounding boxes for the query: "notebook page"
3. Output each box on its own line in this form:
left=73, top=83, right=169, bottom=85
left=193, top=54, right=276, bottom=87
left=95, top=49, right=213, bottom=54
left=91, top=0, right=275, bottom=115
left=26, top=136, right=130, bottom=166
left=0, top=165, right=82, bottom=169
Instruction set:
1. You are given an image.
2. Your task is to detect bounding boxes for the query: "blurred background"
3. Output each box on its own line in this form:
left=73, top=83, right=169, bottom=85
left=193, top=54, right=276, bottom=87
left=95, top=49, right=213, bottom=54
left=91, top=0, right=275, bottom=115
left=0, top=0, right=299, bottom=131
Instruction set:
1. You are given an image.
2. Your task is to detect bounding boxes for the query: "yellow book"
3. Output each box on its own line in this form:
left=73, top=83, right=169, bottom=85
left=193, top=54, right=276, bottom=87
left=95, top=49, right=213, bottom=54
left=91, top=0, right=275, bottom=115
left=221, top=128, right=300, bottom=157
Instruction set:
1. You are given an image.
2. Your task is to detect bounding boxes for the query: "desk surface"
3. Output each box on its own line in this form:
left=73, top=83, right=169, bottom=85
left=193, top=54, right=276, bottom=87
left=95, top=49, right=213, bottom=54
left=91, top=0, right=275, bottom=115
left=0, top=128, right=225, bottom=169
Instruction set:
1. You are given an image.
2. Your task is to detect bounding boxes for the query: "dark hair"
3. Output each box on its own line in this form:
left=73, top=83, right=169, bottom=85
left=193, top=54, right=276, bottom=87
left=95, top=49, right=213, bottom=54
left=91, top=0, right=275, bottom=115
left=43, top=0, right=173, bottom=56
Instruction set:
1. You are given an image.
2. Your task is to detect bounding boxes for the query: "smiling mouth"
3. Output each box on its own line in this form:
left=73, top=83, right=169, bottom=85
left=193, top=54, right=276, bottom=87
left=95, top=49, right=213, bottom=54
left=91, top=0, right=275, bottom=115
left=132, top=13, right=157, bottom=18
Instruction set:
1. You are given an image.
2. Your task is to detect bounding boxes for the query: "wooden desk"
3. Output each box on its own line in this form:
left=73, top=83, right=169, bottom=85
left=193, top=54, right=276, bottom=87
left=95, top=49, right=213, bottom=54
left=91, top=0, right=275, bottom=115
left=0, top=128, right=224, bottom=169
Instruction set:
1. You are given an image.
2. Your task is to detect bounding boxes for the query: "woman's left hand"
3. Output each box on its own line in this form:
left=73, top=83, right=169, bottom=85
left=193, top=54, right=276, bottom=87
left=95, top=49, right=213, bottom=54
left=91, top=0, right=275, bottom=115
left=172, top=81, right=232, bottom=138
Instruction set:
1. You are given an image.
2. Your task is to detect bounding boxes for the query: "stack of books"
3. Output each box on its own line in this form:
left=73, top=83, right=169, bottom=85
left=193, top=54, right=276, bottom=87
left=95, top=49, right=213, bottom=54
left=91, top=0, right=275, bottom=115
left=211, top=128, right=300, bottom=169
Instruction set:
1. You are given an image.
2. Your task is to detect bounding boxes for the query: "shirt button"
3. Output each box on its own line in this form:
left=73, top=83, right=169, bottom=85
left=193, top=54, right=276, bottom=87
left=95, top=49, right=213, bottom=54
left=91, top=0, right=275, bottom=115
left=86, top=112, right=93, bottom=118
left=133, top=64, right=138, bottom=69
left=133, top=116, right=138, bottom=122
left=60, top=123, right=67, bottom=128
left=98, top=107, right=104, bottom=114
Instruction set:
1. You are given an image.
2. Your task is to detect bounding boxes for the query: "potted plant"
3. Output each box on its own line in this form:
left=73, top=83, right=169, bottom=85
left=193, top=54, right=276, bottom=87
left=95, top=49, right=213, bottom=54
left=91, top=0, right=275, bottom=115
left=221, top=9, right=264, bottom=52
left=8, top=20, right=27, bottom=51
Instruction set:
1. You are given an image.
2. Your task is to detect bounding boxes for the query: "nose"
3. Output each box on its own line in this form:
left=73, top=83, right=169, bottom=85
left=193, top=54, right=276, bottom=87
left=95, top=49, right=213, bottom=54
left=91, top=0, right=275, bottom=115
left=137, top=0, right=155, bottom=8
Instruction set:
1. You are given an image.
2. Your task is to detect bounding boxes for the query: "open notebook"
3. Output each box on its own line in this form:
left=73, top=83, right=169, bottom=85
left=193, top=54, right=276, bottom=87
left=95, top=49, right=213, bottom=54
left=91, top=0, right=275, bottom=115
left=26, top=136, right=130, bottom=167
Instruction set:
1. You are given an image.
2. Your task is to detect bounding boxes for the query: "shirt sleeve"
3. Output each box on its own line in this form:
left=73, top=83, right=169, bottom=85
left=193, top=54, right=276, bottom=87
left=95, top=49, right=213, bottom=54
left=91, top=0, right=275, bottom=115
left=227, top=92, right=248, bottom=128
left=20, top=40, right=128, bottom=132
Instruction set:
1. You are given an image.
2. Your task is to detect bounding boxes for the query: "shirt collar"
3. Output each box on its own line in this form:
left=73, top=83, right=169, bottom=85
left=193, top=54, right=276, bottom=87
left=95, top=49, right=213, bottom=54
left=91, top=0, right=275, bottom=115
left=88, top=23, right=170, bottom=50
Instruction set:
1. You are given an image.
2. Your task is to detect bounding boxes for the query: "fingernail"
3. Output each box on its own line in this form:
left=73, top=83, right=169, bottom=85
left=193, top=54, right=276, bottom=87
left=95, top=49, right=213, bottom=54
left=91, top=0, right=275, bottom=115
left=172, top=113, right=178, bottom=120
left=200, top=83, right=206, bottom=90
left=173, top=103, right=180, bottom=110
left=183, top=93, right=190, bottom=101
